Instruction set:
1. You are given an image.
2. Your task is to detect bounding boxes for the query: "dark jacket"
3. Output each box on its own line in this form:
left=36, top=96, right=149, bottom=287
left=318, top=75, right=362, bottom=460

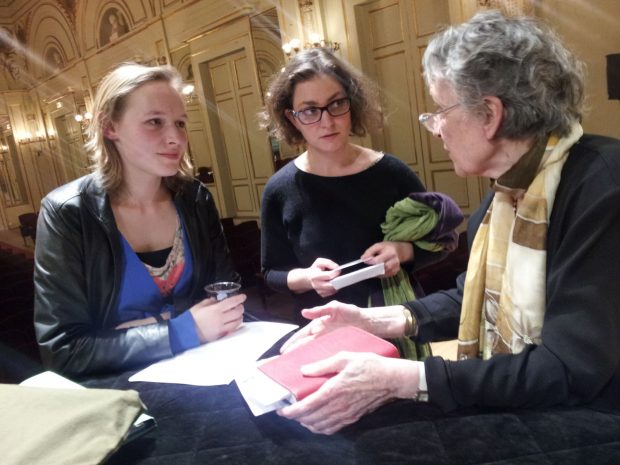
left=34, top=174, right=237, bottom=377
left=408, top=134, right=620, bottom=413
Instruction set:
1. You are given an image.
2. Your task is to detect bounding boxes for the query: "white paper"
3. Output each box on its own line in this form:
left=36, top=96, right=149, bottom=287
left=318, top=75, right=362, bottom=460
left=235, top=362, right=294, bottom=416
left=330, top=262, right=385, bottom=290
left=332, top=258, right=368, bottom=271
left=19, top=371, right=86, bottom=389
left=20, top=371, right=83, bottom=389
left=20, top=371, right=154, bottom=427
left=128, top=321, right=298, bottom=386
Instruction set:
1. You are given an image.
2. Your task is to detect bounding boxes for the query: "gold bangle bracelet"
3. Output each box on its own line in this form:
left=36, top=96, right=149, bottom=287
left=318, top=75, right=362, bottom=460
left=402, top=307, right=419, bottom=337
left=402, top=307, right=414, bottom=336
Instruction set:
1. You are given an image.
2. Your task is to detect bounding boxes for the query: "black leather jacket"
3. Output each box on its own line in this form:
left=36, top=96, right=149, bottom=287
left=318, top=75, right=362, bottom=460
left=34, top=174, right=237, bottom=377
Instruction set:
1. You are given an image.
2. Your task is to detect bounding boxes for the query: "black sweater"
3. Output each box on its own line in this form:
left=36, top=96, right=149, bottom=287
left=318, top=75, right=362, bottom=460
left=260, top=154, right=438, bottom=312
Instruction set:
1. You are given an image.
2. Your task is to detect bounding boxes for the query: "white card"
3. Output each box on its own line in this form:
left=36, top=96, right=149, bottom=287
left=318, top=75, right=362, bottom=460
left=330, top=262, right=385, bottom=290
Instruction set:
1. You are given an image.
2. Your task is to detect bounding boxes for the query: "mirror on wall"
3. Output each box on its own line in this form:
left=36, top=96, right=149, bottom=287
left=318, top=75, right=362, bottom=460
left=54, top=111, right=86, bottom=181
left=250, top=8, right=296, bottom=163
left=250, top=8, right=284, bottom=95
left=46, top=90, right=91, bottom=184
left=170, top=44, right=202, bottom=168
left=0, top=115, right=29, bottom=207
left=170, top=44, right=194, bottom=83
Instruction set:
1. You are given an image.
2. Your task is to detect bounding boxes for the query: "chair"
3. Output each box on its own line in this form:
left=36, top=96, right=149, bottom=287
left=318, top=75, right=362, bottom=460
left=224, top=220, right=261, bottom=286
left=415, top=232, right=469, bottom=295
left=274, top=157, right=293, bottom=172
left=219, top=217, right=235, bottom=236
left=222, top=220, right=273, bottom=310
left=18, top=213, right=38, bottom=246
left=196, top=166, right=215, bottom=184
left=0, top=253, right=29, bottom=268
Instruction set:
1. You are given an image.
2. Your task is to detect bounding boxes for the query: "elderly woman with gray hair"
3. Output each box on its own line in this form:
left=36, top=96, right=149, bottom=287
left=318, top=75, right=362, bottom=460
left=276, top=10, right=620, bottom=435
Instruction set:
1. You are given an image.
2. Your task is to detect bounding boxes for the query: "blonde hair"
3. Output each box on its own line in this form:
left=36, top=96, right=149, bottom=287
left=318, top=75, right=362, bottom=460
left=86, top=62, right=193, bottom=193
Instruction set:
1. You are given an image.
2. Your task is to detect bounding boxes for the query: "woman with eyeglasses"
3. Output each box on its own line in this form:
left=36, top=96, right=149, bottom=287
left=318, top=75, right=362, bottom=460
left=259, top=48, right=451, bottom=323
left=275, top=11, right=620, bottom=435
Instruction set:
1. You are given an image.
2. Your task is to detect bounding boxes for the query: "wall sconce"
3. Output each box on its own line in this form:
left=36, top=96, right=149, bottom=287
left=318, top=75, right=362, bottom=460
left=16, top=131, right=30, bottom=144
left=181, top=84, right=197, bottom=104
left=74, top=111, right=92, bottom=131
left=282, top=38, right=301, bottom=56
left=16, top=131, right=45, bottom=144
left=282, top=34, right=340, bottom=57
left=133, top=54, right=168, bottom=66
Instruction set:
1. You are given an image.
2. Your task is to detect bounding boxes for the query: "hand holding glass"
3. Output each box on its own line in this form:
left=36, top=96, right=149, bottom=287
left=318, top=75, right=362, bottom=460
left=205, top=282, right=242, bottom=301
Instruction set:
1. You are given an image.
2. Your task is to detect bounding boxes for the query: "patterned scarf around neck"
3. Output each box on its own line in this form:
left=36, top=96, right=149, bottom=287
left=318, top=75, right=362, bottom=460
left=458, top=123, right=583, bottom=360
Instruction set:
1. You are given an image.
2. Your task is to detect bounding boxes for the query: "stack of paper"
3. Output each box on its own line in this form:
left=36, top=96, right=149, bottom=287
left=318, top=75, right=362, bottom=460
left=128, top=321, right=298, bottom=386
left=236, top=326, right=399, bottom=416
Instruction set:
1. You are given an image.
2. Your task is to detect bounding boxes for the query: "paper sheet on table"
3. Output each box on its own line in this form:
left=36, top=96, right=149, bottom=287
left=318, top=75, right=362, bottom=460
left=128, top=321, right=298, bottom=386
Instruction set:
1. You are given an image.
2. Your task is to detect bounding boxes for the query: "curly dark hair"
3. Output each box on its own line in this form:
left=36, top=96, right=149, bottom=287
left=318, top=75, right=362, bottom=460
left=259, top=48, right=383, bottom=146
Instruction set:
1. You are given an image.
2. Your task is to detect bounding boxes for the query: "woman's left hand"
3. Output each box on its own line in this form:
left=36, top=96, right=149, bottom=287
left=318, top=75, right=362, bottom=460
left=278, top=352, right=419, bottom=435
left=362, top=241, right=414, bottom=277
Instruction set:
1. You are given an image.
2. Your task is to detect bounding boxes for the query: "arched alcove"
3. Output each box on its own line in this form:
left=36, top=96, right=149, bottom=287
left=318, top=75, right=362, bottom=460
left=42, top=41, right=67, bottom=77
left=97, top=5, right=131, bottom=48
left=27, top=2, right=78, bottom=80
left=76, top=0, right=150, bottom=54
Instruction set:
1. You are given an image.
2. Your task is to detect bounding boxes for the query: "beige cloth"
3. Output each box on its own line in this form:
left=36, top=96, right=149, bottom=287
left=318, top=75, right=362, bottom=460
left=458, top=123, right=583, bottom=360
left=0, top=385, right=144, bottom=465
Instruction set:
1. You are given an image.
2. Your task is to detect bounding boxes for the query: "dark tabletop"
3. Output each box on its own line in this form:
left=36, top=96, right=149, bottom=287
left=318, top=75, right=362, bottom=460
left=82, top=348, right=620, bottom=465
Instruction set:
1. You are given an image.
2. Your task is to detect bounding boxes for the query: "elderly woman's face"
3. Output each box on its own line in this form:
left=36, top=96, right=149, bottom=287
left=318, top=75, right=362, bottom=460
left=428, top=80, right=495, bottom=177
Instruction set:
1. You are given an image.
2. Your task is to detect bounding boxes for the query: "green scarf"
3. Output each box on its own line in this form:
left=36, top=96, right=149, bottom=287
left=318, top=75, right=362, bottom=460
left=378, top=197, right=445, bottom=360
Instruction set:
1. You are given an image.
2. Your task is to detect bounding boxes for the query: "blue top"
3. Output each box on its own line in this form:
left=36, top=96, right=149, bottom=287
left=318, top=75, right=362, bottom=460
left=116, top=222, right=200, bottom=353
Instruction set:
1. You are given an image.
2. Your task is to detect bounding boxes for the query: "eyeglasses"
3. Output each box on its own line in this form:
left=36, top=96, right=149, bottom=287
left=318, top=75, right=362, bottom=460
left=418, top=103, right=460, bottom=133
left=289, top=97, right=351, bottom=125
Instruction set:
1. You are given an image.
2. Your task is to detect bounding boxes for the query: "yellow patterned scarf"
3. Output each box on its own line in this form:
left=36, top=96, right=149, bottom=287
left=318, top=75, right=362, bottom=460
left=458, top=123, right=583, bottom=360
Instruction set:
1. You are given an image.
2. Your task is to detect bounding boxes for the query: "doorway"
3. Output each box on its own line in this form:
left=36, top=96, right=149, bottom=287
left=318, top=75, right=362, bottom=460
left=201, top=48, right=273, bottom=218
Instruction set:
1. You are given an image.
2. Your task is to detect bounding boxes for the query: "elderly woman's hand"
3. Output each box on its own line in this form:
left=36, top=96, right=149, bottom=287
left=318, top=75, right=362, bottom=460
left=362, top=241, right=414, bottom=277
left=278, top=352, right=420, bottom=435
left=280, top=300, right=366, bottom=353
left=281, top=301, right=411, bottom=353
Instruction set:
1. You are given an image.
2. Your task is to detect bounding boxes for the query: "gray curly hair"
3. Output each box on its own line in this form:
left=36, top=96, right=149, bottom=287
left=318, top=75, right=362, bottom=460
left=422, top=10, right=585, bottom=140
